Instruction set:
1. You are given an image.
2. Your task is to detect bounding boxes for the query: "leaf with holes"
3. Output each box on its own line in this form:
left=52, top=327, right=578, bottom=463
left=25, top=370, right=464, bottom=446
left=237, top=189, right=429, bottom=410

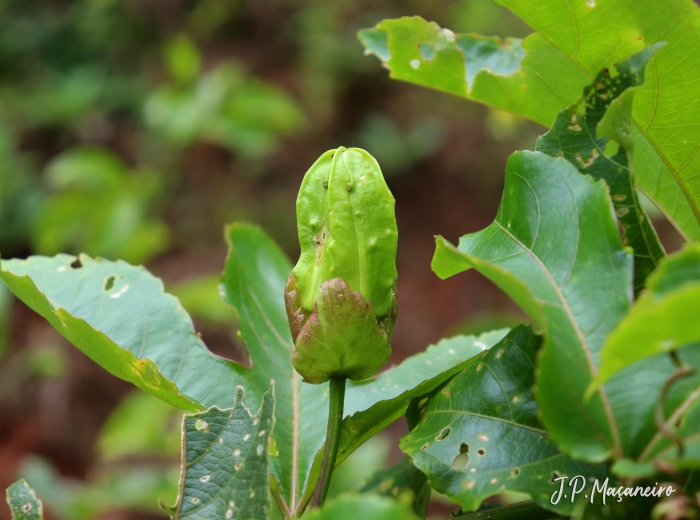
left=597, top=244, right=700, bottom=384
left=163, top=384, right=274, bottom=520
left=359, top=458, right=430, bottom=518
left=432, top=150, right=633, bottom=461
left=401, top=326, right=609, bottom=515
left=359, top=16, right=588, bottom=127
left=297, top=330, right=508, bottom=511
left=536, top=45, right=665, bottom=293
left=6, top=479, right=43, bottom=520
left=360, top=2, right=700, bottom=241
left=0, top=254, right=231, bottom=412
left=495, top=0, right=700, bottom=241
left=431, top=150, right=700, bottom=465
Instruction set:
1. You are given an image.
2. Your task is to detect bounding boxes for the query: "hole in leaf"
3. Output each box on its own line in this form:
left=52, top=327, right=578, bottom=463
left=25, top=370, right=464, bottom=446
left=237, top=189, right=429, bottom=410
left=104, top=276, right=115, bottom=291
left=451, top=443, right=470, bottom=470
left=511, top=468, right=520, bottom=478
left=421, top=443, right=429, bottom=450
left=436, top=427, right=451, bottom=441
left=70, top=257, right=82, bottom=269
left=416, top=397, right=428, bottom=412
left=419, top=43, right=436, bottom=61
left=550, top=471, right=561, bottom=483
left=477, top=448, right=486, bottom=456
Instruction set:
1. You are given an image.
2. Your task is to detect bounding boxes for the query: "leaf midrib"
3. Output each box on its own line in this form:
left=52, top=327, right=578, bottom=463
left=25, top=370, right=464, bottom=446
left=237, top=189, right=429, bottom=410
left=493, top=220, right=623, bottom=457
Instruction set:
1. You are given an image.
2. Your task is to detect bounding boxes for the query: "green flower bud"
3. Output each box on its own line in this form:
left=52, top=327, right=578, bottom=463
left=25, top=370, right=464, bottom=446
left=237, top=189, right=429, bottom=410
left=285, top=147, right=398, bottom=384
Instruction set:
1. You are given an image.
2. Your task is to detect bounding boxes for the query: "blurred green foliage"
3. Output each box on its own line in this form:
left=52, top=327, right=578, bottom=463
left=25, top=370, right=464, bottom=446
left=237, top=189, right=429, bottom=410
left=35, top=146, right=168, bottom=263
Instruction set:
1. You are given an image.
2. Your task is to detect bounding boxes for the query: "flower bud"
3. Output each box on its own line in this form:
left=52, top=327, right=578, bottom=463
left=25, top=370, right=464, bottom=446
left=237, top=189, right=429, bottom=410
left=285, top=147, right=398, bottom=384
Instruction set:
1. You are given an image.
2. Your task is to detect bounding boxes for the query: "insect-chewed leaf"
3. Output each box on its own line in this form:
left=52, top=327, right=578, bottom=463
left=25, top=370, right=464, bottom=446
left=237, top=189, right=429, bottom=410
left=536, top=45, right=666, bottom=293
left=165, top=383, right=275, bottom=520
left=400, top=326, right=609, bottom=515
left=6, top=479, right=43, bottom=520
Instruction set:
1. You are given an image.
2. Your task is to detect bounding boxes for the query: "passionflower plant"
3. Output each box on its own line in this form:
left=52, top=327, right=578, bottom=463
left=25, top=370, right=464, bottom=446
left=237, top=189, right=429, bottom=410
left=285, top=147, right=398, bottom=384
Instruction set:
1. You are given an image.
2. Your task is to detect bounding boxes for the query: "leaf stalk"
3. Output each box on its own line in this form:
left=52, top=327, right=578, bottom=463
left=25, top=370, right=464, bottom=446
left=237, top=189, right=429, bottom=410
left=311, top=376, right=346, bottom=508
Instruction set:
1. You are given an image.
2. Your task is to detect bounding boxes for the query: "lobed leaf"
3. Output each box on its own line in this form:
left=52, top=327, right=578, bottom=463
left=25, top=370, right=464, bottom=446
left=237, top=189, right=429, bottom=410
left=401, top=326, right=609, bottom=515
left=5, top=480, right=43, bottom=520
left=164, top=384, right=274, bottom=520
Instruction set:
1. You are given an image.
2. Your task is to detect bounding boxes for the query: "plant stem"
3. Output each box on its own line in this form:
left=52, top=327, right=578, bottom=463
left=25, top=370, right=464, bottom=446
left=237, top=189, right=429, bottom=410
left=311, top=376, right=346, bottom=508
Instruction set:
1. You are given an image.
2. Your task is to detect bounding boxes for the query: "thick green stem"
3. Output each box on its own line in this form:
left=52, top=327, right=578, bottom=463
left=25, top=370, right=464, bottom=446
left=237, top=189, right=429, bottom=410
left=311, top=376, right=346, bottom=508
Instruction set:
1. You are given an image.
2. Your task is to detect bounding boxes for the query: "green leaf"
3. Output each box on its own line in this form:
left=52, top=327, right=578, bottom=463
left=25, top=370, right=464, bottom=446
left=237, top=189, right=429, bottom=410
left=165, top=384, right=274, bottom=520
left=358, top=17, right=589, bottom=127
left=6, top=479, right=43, bottom=520
left=302, top=494, right=419, bottom=520
left=495, top=0, right=700, bottom=239
left=536, top=46, right=665, bottom=293
left=401, top=326, right=608, bottom=515
left=597, top=244, right=700, bottom=384
left=360, top=4, right=700, bottom=241
left=431, top=150, right=633, bottom=462
left=0, top=254, right=237, bottom=412
left=1, top=223, right=506, bottom=517
left=359, top=458, right=430, bottom=519
left=220, top=223, right=509, bottom=514
left=298, top=330, right=509, bottom=511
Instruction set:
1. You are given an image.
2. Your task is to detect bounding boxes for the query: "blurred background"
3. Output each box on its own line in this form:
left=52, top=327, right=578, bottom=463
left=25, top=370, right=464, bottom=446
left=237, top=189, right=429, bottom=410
left=0, top=0, right=685, bottom=518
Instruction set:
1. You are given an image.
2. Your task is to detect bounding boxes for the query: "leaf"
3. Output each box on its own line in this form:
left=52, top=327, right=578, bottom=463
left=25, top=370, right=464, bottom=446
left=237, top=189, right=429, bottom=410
left=597, top=244, right=700, bottom=384
left=359, top=458, right=430, bottom=519
left=431, top=150, right=700, bottom=465
left=494, top=0, right=700, bottom=239
left=165, top=384, right=274, bottom=520
left=358, top=17, right=589, bottom=127
left=401, top=326, right=609, bottom=515
left=359, top=6, right=700, bottom=241
left=220, top=223, right=510, bottom=514
left=1, top=223, right=506, bottom=517
left=536, top=46, right=666, bottom=293
left=6, top=479, right=43, bottom=520
left=431, top=150, right=634, bottom=462
left=298, top=330, right=509, bottom=511
left=0, top=254, right=238, bottom=412
left=301, top=494, right=419, bottom=520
